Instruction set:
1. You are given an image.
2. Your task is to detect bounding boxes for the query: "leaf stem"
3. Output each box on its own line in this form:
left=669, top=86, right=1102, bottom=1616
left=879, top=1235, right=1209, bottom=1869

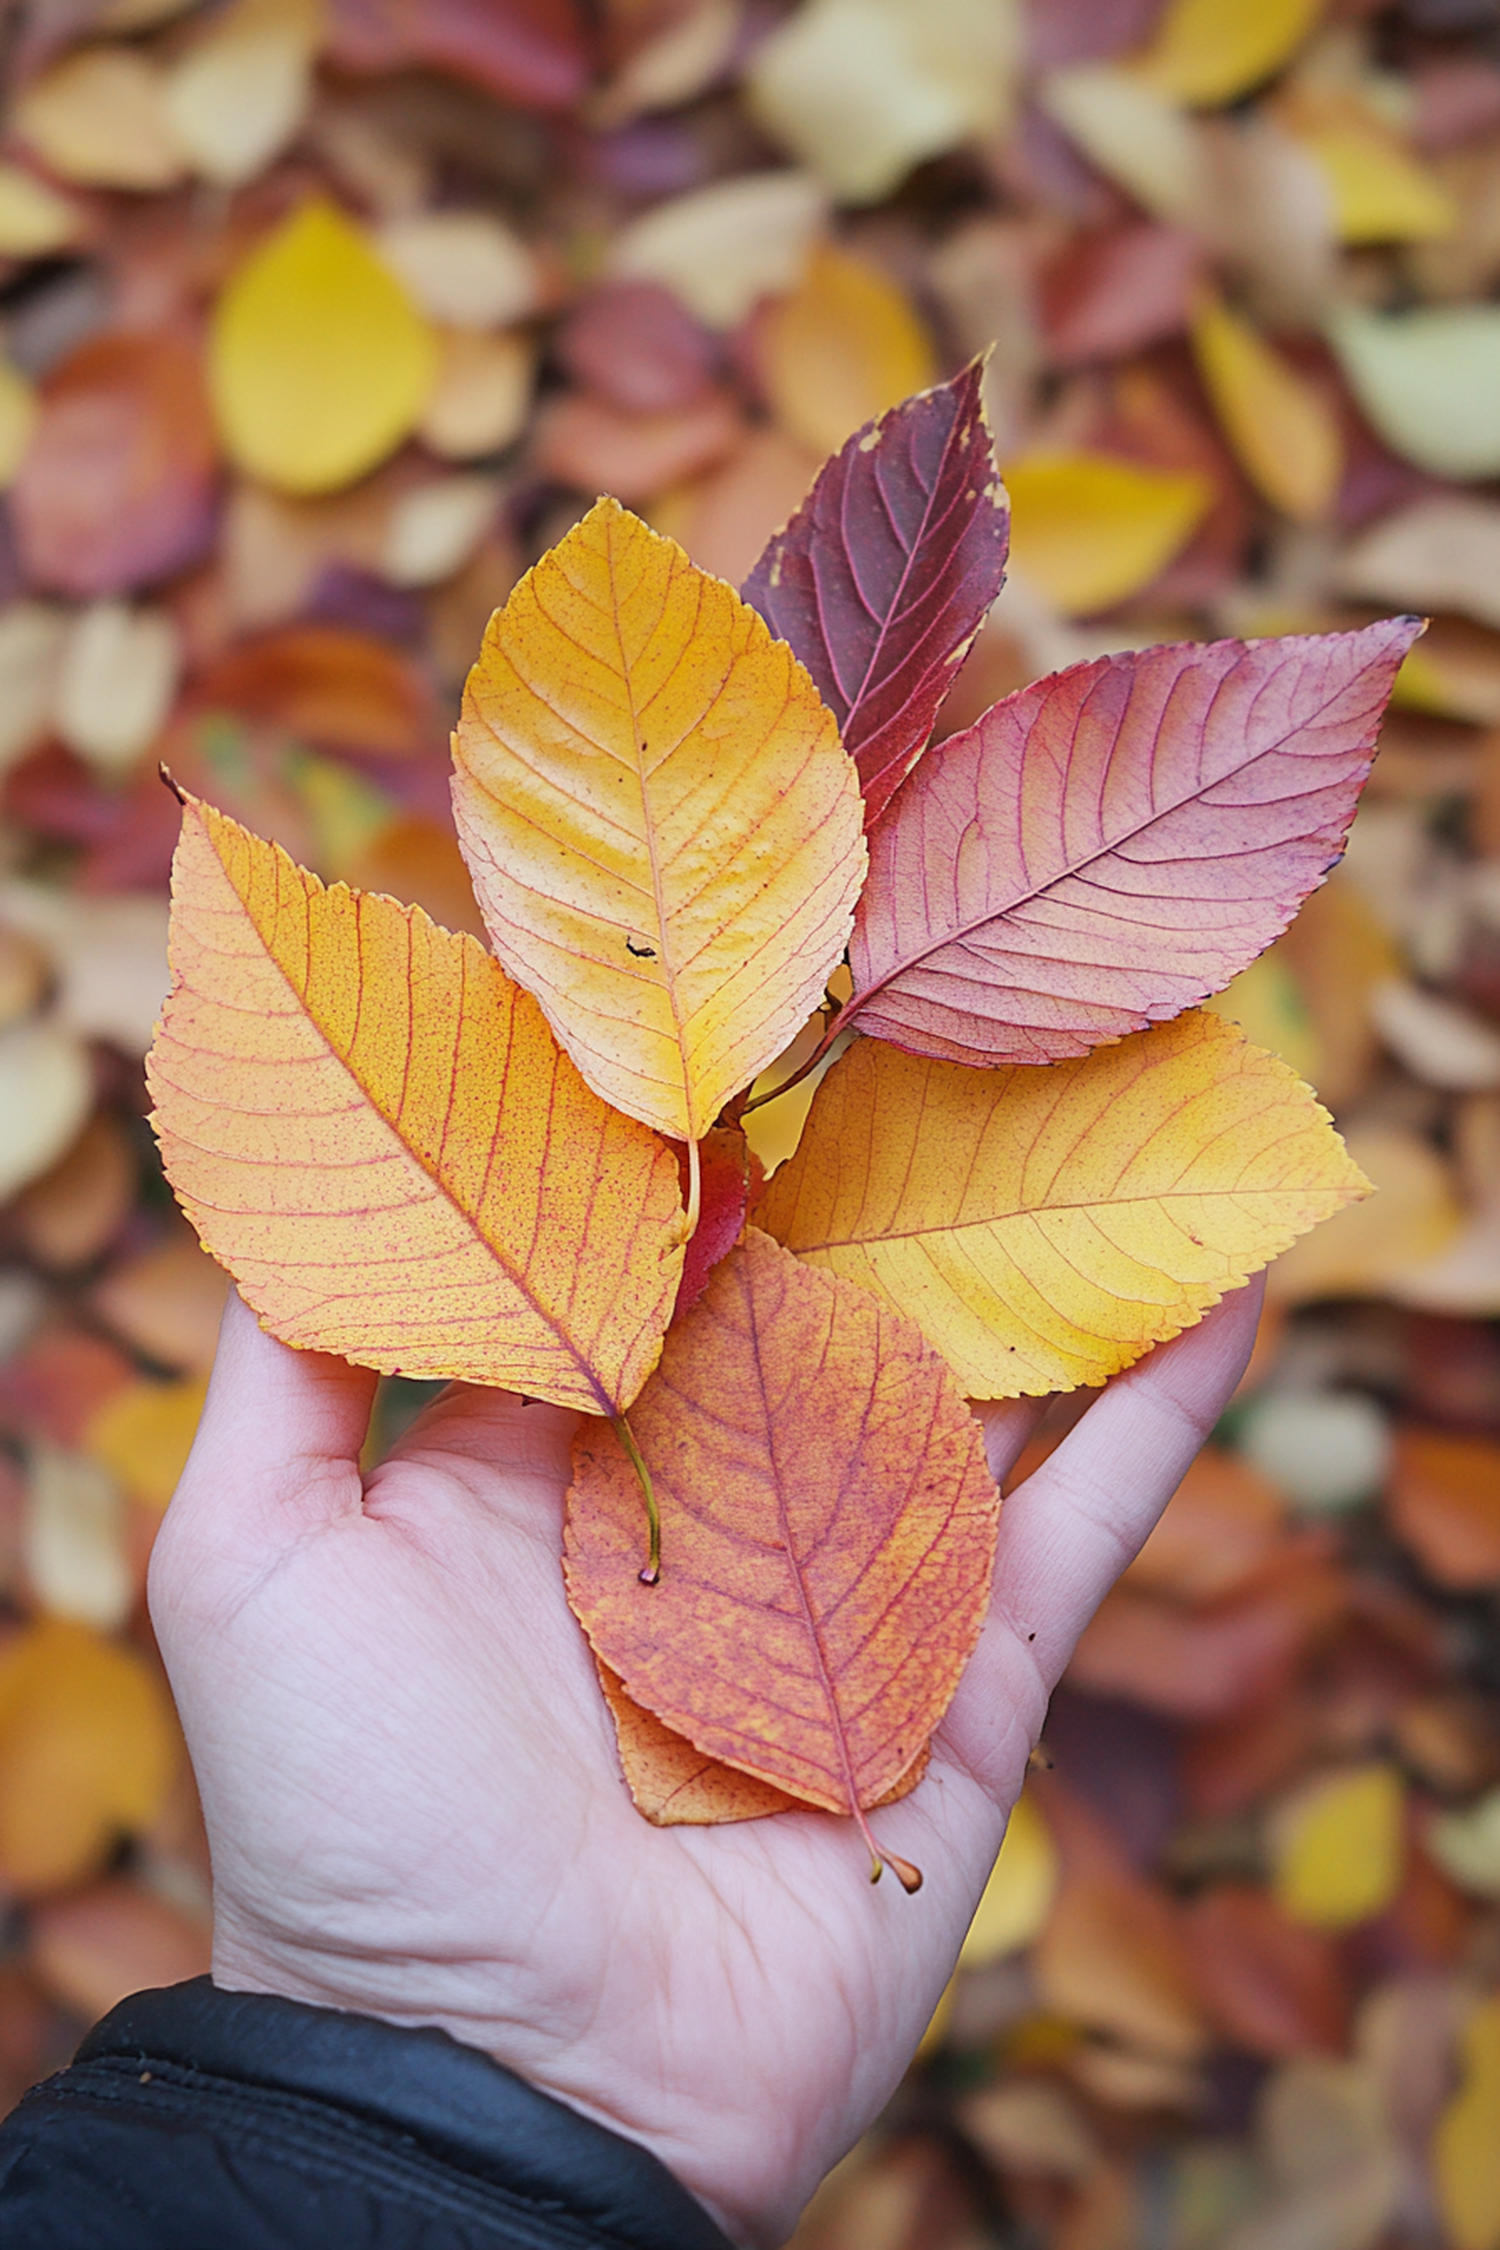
left=684, top=1134, right=701, bottom=1242
left=738, top=1010, right=841, bottom=1118
left=851, top=1801, right=923, bottom=1893
left=611, top=1411, right=661, bottom=1585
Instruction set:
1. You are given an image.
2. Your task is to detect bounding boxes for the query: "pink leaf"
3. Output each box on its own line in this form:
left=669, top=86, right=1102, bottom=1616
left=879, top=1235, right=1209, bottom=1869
left=742, top=360, right=1010, bottom=830
left=845, top=617, right=1423, bottom=1066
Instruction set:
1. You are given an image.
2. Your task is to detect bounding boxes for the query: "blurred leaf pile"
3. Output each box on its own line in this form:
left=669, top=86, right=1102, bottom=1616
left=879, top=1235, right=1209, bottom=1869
left=0, top=0, right=1498, bottom=2242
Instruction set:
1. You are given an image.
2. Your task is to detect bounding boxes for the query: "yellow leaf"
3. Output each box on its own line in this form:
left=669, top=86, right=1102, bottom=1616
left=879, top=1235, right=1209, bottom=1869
left=147, top=791, right=684, bottom=1413
left=85, top=1376, right=210, bottom=1513
left=760, top=245, right=936, bottom=460
left=209, top=199, right=439, bottom=496
left=14, top=46, right=185, bottom=192
left=1266, top=1123, right=1463, bottom=1303
left=1271, top=1763, right=1406, bottom=1930
left=1134, top=0, right=1321, bottom=107
left=960, top=1791, right=1060, bottom=1967
left=1003, top=452, right=1211, bottom=618
left=1204, top=948, right=1322, bottom=1087
left=756, top=1012, right=1367, bottom=1397
left=1292, top=117, right=1457, bottom=244
left=747, top=0, right=1019, bottom=205
left=0, top=164, right=81, bottom=256
left=0, top=1618, right=176, bottom=1894
left=609, top=173, right=827, bottom=331
left=452, top=498, right=866, bottom=1143
left=1189, top=294, right=1341, bottom=525
left=0, top=359, right=36, bottom=491
left=1435, top=1997, right=1500, bottom=2250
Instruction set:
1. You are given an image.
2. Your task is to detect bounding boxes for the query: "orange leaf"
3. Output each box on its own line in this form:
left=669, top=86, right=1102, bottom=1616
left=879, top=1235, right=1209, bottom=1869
left=598, top=1657, right=932, bottom=1826
left=147, top=791, right=684, bottom=1413
left=1388, top=1429, right=1500, bottom=1591
left=757, top=1012, right=1369, bottom=1397
left=452, top=497, right=865, bottom=1143
left=565, top=1230, right=996, bottom=1862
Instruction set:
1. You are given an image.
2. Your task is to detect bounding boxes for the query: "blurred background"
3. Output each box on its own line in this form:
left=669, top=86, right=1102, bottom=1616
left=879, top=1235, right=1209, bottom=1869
left=0, top=0, right=1498, bottom=2243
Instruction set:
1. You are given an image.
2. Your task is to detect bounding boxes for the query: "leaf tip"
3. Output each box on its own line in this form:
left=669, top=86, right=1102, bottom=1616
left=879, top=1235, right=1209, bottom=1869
left=158, top=762, right=187, bottom=807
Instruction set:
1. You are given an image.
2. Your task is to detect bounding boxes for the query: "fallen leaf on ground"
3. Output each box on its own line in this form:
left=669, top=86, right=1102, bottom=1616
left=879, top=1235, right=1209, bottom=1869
left=164, top=0, right=320, bottom=187
left=1040, top=64, right=1205, bottom=222
left=419, top=328, right=533, bottom=460
left=1338, top=496, right=1500, bottom=635
left=55, top=603, right=181, bottom=776
left=565, top=1230, right=997, bottom=1850
left=960, top=1791, right=1060, bottom=1965
left=83, top=1376, right=208, bottom=1514
left=14, top=46, right=185, bottom=191
left=532, top=388, right=744, bottom=503
left=1123, top=1447, right=1286, bottom=1603
left=0, top=1021, right=93, bottom=1206
left=746, top=0, right=1018, bottom=206
left=1003, top=451, right=1211, bottom=615
left=1189, top=293, right=1341, bottom=524
left=1387, top=1429, right=1500, bottom=1591
left=22, top=1443, right=130, bottom=1632
left=0, top=1617, right=176, bottom=1893
left=1271, top=1763, right=1407, bottom=1930
left=89, top=1228, right=229, bottom=1376
left=1328, top=305, right=1500, bottom=482
left=209, top=198, right=438, bottom=495
left=1185, top=1882, right=1349, bottom=2058
left=148, top=792, right=684, bottom=1411
left=11, top=332, right=219, bottom=600
left=1132, top=0, right=1319, bottom=107
left=453, top=498, right=865, bottom=1142
left=609, top=173, right=827, bottom=331
left=744, top=360, right=1009, bottom=828
left=29, top=1877, right=211, bottom=2022
left=14, top=1113, right=135, bottom=1272
left=375, top=209, right=539, bottom=328
left=758, top=244, right=936, bottom=462
left=1433, top=1996, right=1500, bottom=2250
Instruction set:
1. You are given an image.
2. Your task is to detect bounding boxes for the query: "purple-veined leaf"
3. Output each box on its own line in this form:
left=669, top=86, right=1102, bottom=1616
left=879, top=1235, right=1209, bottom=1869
left=843, top=617, right=1423, bottom=1065
left=742, top=359, right=1009, bottom=829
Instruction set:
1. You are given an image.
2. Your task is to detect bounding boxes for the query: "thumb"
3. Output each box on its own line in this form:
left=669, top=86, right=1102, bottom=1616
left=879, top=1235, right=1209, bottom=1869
left=163, top=1287, right=379, bottom=1565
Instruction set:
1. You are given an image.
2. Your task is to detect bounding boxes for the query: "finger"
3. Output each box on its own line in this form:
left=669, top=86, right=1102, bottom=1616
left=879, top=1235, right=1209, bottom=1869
left=378, top=1383, right=580, bottom=1527
left=944, top=1278, right=1263, bottom=1793
left=168, top=1287, right=378, bottom=1554
left=970, top=1396, right=1049, bottom=1487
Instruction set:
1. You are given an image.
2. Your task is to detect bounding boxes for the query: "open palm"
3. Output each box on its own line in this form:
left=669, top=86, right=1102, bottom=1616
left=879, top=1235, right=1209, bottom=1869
left=148, top=1279, right=1262, bottom=2249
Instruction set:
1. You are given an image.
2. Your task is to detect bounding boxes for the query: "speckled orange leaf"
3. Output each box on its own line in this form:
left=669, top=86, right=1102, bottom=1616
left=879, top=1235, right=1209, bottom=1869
left=452, top=498, right=866, bottom=1142
left=756, top=1012, right=1369, bottom=1397
left=565, top=1230, right=996, bottom=1858
left=597, top=1658, right=932, bottom=1827
left=147, top=791, right=683, bottom=1413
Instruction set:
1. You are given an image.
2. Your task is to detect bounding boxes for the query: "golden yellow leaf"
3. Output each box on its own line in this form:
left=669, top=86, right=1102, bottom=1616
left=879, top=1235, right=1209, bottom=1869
left=1133, top=0, right=1321, bottom=107
left=756, top=1012, right=1368, bottom=1398
left=452, top=498, right=866, bottom=1144
left=960, top=1791, right=1060, bottom=1967
left=1003, top=452, right=1211, bottom=618
left=1266, top=1123, right=1463, bottom=1303
left=209, top=199, right=439, bottom=496
left=1293, top=117, right=1457, bottom=244
left=0, top=164, right=82, bottom=257
left=0, top=1618, right=177, bottom=1894
left=147, top=791, right=684, bottom=1413
left=85, top=1375, right=209, bottom=1513
left=1271, top=1763, right=1406, bottom=1930
left=1435, top=1997, right=1500, bottom=2250
left=1189, top=294, right=1341, bottom=524
left=760, top=245, right=936, bottom=460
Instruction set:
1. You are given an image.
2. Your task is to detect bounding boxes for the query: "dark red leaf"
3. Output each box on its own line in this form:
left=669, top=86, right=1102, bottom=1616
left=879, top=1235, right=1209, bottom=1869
left=742, top=360, right=1009, bottom=830
left=844, top=617, right=1422, bottom=1067
left=1186, top=1884, right=1350, bottom=2058
left=1041, top=225, right=1201, bottom=368
left=11, top=331, right=219, bottom=598
left=556, top=281, right=717, bottom=416
left=324, top=0, right=593, bottom=110
left=673, top=1125, right=755, bottom=1321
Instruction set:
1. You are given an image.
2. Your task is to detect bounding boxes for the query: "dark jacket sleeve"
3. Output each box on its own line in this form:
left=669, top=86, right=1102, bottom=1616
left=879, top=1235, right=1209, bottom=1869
left=0, top=1977, right=737, bottom=2250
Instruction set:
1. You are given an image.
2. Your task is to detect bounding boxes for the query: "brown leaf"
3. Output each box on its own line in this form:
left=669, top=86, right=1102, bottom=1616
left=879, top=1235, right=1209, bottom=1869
left=1388, top=1429, right=1500, bottom=1591
left=11, top=331, right=219, bottom=598
left=1124, top=1446, right=1288, bottom=1604
left=89, top=1227, right=229, bottom=1374
left=1186, top=1882, right=1350, bottom=2058
left=531, top=386, right=745, bottom=503
left=565, top=1231, right=997, bottom=1860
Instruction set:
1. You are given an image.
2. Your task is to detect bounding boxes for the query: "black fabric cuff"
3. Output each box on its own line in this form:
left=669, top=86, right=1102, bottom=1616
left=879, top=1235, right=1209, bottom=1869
left=4, top=1976, right=735, bottom=2250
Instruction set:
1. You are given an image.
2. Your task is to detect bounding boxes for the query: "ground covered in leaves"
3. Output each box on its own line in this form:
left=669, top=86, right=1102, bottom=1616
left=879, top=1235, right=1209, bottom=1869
left=0, top=1, right=1499, bottom=2246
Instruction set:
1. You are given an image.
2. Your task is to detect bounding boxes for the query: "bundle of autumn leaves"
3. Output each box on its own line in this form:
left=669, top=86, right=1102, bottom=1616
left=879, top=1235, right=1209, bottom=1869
left=145, top=362, right=1414, bottom=1883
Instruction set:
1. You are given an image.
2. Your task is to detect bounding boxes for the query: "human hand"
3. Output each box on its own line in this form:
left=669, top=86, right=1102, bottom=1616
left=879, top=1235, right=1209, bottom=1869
left=147, top=1275, right=1263, bottom=2249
